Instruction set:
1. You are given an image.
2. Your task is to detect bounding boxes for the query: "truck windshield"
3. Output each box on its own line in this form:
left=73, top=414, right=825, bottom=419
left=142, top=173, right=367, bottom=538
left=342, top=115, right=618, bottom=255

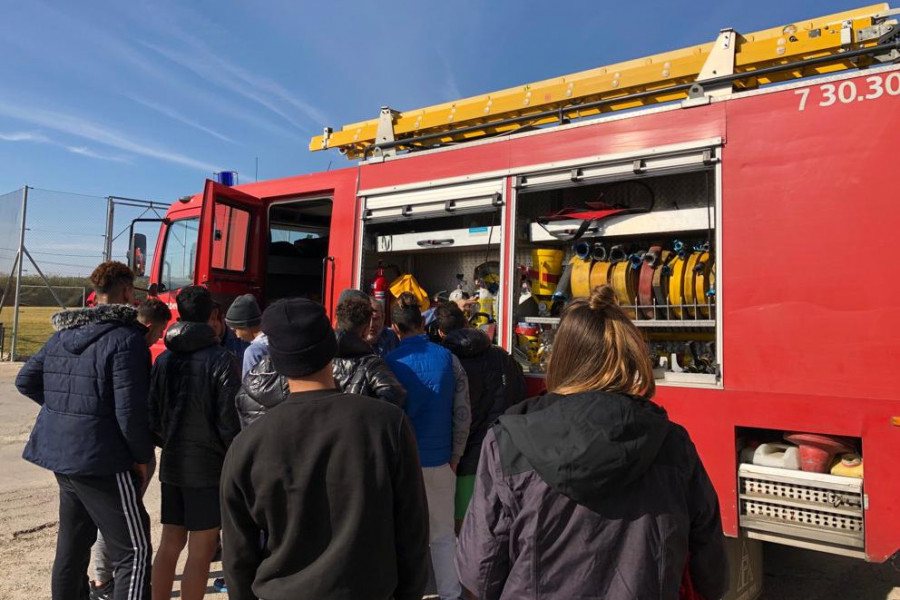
left=159, top=217, right=199, bottom=292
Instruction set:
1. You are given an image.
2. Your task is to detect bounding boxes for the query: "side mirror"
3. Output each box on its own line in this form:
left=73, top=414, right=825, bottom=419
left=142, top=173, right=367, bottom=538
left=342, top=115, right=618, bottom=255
left=129, top=233, right=147, bottom=277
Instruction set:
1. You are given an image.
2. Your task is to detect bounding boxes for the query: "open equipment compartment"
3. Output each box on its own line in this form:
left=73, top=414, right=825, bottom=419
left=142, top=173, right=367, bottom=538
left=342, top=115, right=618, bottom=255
left=511, top=142, right=721, bottom=385
left=358, top=179, right=505, bottom=337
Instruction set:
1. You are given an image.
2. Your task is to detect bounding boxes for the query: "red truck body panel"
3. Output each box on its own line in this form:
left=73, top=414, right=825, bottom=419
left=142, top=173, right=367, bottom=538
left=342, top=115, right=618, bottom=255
left=150, top=66, right=900, bottom=560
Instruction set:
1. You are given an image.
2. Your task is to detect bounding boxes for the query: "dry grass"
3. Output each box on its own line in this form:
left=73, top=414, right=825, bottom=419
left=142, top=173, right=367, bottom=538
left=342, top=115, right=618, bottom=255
left=0, top=307, right=59, bottom=360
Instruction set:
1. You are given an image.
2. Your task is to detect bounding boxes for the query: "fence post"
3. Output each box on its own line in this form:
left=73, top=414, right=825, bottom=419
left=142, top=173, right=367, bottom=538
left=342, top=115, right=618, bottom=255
left=104, top=196, right=115, bottom=262
left=10, top=186, right=28, bottom=361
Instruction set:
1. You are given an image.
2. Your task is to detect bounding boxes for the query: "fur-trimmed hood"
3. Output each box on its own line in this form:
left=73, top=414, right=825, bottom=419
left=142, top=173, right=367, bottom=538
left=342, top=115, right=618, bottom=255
left=50, top=304, right=140, bottom=355
left=52, top=304, right=138, bottom=332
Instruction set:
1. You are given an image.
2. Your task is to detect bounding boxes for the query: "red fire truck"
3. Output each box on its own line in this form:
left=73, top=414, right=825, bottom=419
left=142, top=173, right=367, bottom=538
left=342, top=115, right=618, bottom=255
left=140, top=3, right=900, bottom=583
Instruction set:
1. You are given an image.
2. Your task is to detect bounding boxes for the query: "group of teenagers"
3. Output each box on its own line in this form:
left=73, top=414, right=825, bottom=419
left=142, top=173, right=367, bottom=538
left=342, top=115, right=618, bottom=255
left=16, top=260, right=730, bottom=600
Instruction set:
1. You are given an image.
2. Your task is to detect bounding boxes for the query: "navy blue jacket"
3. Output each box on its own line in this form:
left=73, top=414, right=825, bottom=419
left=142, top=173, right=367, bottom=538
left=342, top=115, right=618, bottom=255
left=387, top=335, right=456, bottom=467
left=15, top=304, right=154, bottom=476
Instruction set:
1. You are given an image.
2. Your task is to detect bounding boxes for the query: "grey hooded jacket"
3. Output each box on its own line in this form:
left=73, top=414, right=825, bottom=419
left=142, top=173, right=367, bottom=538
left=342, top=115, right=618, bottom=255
left=457, top=391, right=728, bottom=600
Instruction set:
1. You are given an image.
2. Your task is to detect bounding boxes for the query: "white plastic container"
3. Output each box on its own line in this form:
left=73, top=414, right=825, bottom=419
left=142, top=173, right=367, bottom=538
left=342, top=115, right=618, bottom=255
left=752, top=443, right=801, bottom=470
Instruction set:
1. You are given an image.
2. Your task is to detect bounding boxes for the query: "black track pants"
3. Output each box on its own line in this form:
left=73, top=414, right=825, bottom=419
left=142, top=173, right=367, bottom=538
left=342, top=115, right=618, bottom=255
left=52, top=472, right=151, bottom=600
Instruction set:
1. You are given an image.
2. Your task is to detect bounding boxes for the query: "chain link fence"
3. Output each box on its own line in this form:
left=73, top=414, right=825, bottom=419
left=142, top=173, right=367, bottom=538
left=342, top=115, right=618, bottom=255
left=0, top=186, right=169, bottom=360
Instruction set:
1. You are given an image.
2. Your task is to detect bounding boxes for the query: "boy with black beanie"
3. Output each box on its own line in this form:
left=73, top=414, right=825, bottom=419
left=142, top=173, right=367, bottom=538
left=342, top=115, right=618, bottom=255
left=220, top=298, right=429, bottom=600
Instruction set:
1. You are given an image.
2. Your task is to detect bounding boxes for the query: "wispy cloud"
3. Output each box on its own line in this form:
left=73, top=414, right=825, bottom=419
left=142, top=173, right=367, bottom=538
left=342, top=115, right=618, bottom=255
left=0, top=130, right=131, bottom=163
left=65, top=145, right=131, bottom=163
left=125, top=95, right=236, bottom=144
left=0, top=132, right=51, bottom=143
left=11, top=1, right=292, bottom=142
left=436, top=49, right=462, bottom=101
left=0, top=102, right=221, bottom=172
left=141, top=35, right=330, bottom=132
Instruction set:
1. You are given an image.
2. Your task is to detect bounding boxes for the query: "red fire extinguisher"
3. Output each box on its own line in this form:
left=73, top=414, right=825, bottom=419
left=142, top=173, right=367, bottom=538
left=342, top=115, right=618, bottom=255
left=371, top=261, right=388, bottom=313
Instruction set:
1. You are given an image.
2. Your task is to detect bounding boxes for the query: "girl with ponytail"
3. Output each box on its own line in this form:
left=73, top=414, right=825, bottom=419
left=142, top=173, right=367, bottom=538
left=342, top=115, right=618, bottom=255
left=546, top=284, right=655, bottom=398
left=457, top=285, right=728, bottom=600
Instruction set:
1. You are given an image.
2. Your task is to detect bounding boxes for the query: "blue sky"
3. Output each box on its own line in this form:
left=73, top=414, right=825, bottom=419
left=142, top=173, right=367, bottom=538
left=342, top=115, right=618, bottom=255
left=0, top=0, right=863, bottom=275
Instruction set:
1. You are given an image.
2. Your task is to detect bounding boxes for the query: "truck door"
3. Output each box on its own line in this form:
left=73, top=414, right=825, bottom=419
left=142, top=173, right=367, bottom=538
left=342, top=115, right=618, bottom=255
left=196, top=179, right=266, bottom=308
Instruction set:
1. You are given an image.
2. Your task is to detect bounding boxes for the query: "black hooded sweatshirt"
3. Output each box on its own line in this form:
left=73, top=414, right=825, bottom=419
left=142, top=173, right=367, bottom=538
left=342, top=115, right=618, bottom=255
left=442, top=328, right=526, bottom=476
left=457, top=391, right=729, bottom=600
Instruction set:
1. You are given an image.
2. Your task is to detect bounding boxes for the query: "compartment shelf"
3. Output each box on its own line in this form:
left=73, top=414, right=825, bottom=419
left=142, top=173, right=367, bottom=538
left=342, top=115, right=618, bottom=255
left=529, top=207, right=714, bottom=242
left=376, top=225, right=500, bottom=253
left=523, top=316, right=715, bottom=328
left=738, top=463, right=865, bottom=554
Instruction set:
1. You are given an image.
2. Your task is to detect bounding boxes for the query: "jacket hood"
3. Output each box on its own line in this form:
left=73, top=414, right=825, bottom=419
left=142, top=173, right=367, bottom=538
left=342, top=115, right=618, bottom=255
left=442, top=328, right=491, bottom=358
left=52, top=304, right=139, bottom=355
left=335, top=329, right=375, bottom=359
left=164, top=321, right=220, bottom=353
left=497, top=391, right=670, bottom=509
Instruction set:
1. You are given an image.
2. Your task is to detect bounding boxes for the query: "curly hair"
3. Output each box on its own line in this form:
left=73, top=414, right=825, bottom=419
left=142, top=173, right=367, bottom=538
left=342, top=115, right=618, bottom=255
left=89, top=261, right=135, bottom=294
left=336, top=297, right=374, bottom=332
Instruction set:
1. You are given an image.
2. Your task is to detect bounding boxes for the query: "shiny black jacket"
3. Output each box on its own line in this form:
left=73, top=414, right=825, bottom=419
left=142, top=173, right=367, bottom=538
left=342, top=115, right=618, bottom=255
left=149, top=321, right=241, bottom=488
left=235, top=355, right=289, bottom=428
left=333, top=329, right=406, bottom=407
left=443, top=328, right=526, bottom=476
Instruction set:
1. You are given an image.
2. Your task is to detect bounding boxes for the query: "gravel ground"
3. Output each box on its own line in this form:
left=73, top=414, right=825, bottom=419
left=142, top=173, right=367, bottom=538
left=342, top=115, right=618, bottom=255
left=0, top=364, right=226, bottom=600
left=1, top=362, right=898, bottom=599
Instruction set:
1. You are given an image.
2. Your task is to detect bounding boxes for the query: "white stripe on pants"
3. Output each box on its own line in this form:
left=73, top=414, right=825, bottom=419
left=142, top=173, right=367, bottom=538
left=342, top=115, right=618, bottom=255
left=422, top=464, right=461, bottom=600
left=116, top=472, right=150, bottom=600
left=95, top=455, right=156, bottom=583
left=51, top=472, right=151, bottom=600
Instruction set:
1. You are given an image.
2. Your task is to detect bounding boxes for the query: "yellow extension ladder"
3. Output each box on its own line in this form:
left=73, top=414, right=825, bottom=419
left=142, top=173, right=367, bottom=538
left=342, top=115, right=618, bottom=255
left=310, top=4, right=899, bottom=159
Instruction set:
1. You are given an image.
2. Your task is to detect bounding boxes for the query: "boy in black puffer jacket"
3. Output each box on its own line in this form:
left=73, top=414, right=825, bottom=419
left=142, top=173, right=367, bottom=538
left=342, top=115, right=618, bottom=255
left=148, top=286, right=241, bottom=600
left=434, top=302, right=526, bottom=530
left=333, top=297, right=406, bottom=407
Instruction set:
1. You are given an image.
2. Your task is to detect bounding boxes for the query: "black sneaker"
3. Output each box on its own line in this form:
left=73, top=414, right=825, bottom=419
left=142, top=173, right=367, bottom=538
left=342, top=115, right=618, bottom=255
left=89, top=580, right=114, bottom=600
left=213, top=577, right=228, bottom=593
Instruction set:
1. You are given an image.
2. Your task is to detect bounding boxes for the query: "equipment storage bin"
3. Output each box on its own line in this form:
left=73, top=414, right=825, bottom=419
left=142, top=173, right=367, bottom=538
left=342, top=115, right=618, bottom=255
left=358, top=179, right=505, bottom=338
left=738, top=463, right=865, bottom=557
left=511, top=142, right=721, bottom=385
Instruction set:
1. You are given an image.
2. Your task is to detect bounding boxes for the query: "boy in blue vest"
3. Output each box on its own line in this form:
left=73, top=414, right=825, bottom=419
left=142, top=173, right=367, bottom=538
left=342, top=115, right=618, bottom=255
left=386, top=293, right=470, bottom=600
